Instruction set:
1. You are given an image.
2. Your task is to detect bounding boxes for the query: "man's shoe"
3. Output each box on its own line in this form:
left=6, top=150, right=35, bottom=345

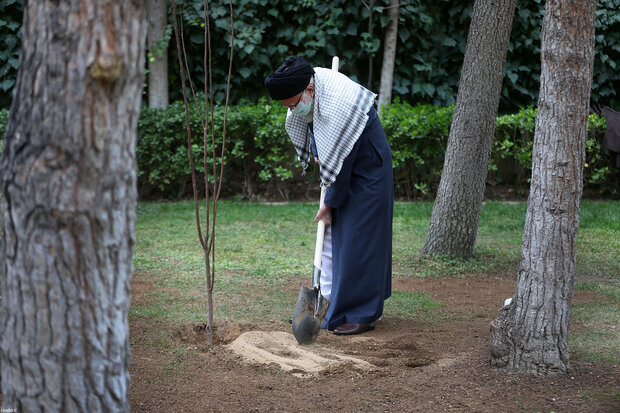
left=333, top=322, right=375, bottom=335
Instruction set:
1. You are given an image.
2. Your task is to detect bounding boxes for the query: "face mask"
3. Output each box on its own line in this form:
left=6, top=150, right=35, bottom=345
left=291, top=92, right=313, bottom=117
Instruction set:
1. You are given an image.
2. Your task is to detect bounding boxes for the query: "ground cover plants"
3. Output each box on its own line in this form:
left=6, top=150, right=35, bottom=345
left=129, top=199, right=619, bottom=412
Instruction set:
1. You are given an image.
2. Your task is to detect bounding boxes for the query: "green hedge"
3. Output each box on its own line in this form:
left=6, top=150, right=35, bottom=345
left=135, top=99, right=620, bottom=200
left=491, top=107, right=613, bottom=196
left=3, top=2, right=619, bottom=112
left=381, top=100, right=453, bottom=198
left=0, top=103, right=617, bottom=200
left=136, top=98, right=308, bottom=199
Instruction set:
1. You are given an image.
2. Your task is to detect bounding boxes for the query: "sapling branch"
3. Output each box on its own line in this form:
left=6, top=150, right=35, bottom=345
left=171, top=0, right=233, bottom=346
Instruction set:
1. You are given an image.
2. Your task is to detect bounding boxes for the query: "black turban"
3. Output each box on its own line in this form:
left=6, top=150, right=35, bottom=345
left=264, top=56, right=315, bottom=100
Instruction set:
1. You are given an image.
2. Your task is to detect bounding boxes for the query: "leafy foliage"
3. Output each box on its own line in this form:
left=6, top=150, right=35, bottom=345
left=381, top=100, right=453, bottom=198
left=1, top=1, right=619, bottom=111
left=163, top=0, right=620, bottom=112
left=136, top=97, right=309, bottom=200
left=131, top=101, right=616, bottom=200
left=505, top=0, right=620, bottom=112
left=0, top=0, right=22, bottom=108
left=592, top=0, right=620, bottom=105
left=0, top=107, right=7, bottom=135
left=491, top=107, right=615, bottom=195
left=0, top=102, right=616, bottom=200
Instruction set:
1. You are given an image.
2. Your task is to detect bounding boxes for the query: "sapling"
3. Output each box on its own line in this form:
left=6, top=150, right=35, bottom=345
left=171, top=0, right=234, bottom=346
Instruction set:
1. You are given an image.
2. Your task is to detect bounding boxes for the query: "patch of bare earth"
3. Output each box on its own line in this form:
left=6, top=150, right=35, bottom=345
left=129, top=275, right=620, bottom=412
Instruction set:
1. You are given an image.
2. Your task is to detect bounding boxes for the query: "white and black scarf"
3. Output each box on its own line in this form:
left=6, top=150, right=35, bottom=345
left=284, top=67, right=376, bottom=188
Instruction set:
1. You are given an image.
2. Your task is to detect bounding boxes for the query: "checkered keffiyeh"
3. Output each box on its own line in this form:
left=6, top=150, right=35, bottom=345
left=285, top=67, right=377, bottom=188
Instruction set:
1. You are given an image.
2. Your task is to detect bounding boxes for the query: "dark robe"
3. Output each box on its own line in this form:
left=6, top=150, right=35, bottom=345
left=600, top=106, right=620, bottom=167
left=319, top=107, right=393, bottom=329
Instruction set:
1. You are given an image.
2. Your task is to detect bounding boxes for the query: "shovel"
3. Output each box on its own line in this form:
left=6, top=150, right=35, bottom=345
left=292, top=186, right=331, bottom=345
left=291, top=56, right=339, bottom=345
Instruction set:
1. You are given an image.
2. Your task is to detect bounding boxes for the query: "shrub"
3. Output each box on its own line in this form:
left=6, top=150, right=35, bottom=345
left=491, top=107, right=615, bottom=196
left=381, top=100, right=453, bottom=199
left=136, top=97, right=314, bottom=200
left=0, top=104, right=616, bottom=200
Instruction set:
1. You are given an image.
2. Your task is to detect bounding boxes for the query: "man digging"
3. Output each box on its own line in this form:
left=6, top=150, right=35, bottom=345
left=264, top=56, right=394, bottom=335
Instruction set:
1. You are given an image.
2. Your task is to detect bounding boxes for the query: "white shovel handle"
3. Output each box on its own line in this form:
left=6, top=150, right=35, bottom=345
left=331, top=56, right=339, bottom=71
left=312, top=56, right=338, bottom=270
left=313, top=187, right=327, bottom=268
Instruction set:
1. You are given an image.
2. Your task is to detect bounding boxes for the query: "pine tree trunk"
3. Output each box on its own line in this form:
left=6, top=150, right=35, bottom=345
left=147, top=0, right=169, bottom=108
left=378, top=0, right=399, bottom=111
left=422, top=0, right=515, bottom=258
left=0, top=1, right=147, bottom=410
left=489, top=0, right=597, bottom=375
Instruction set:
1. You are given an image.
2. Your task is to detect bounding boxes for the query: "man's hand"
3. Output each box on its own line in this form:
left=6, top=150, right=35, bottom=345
left=315, top=202, right=332, bottom=225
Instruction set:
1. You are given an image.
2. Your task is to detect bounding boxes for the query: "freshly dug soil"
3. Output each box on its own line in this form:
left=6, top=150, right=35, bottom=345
left=130, top=276, right=620, bottom=412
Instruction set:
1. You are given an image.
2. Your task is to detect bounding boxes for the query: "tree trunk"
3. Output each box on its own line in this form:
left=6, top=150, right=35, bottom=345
left=378, top=0, right=399, bottom=111
left=147, top=0, right=169, bottom=108
left=366, top=0, right=375, bottom=89
left=421, top=0, right=516, bottom=258
left=0, top=1, right=147, bottom=411
left=205, top=250, right=214, bottom=347
left=489, top=0, right=597, bottom=375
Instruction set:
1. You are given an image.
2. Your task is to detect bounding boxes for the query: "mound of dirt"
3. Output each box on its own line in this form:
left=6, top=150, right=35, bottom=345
left=174, top=320, right=242, bottom=346
left=226, top=331, right=374, bottom=377
left=130, top=275, right=620, bottom=412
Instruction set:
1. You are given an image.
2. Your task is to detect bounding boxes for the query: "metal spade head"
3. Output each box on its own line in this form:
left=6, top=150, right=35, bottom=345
left=291, top=285, right=330, bottom=345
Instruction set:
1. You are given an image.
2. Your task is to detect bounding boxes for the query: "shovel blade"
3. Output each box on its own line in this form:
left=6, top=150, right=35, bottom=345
left=291, top=285, right=330, bottom=345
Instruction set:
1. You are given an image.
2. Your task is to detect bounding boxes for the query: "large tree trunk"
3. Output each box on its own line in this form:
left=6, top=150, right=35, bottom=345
left=0, top=1, right=147, bottom=411
left=377, top=0, right=399, bottom=111
left=489, top=0, right=597, bottom=375
left=421, top=0, right=516, bottom=258
left=147, top=0, right=169, bottom=108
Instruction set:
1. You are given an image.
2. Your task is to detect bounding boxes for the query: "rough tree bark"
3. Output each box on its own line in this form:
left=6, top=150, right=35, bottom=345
left=147, top=0, right=169, bottom=108
left=489, top=0, right=597, bottom=375
left=378, top=0, right=399, bottom=111
left=0, top=1, right=147, bottom=411
left=421, top=0, right=516, bottom=258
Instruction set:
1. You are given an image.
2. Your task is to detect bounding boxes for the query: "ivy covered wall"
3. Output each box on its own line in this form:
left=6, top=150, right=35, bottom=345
left=1, top=0, right=619, bottom=112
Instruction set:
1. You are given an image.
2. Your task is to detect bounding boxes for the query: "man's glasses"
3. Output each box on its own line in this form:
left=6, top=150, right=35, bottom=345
left=282, top=92, right=304, bottom=110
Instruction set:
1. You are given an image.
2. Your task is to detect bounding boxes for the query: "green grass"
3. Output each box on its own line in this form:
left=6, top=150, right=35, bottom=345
left=578, top=388, right=620, bottom=402
left=163, top=347, right=189, bottom=377
left=132, top=200, right=620, bottom=364
left=383, top=291, right=446, bottom=321
left=576, top=201, right=620, bottom=279
left=390, top=201, right=527, bottom=278
left=571, top=280, right=620, bottom=364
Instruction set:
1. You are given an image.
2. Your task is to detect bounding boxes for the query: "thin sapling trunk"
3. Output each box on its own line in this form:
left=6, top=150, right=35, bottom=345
left=171, top=0, right=234, bottom=346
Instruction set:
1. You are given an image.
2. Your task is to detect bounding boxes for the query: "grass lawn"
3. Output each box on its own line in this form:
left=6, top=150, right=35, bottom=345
left=132, top=199, right=619, bottom=365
